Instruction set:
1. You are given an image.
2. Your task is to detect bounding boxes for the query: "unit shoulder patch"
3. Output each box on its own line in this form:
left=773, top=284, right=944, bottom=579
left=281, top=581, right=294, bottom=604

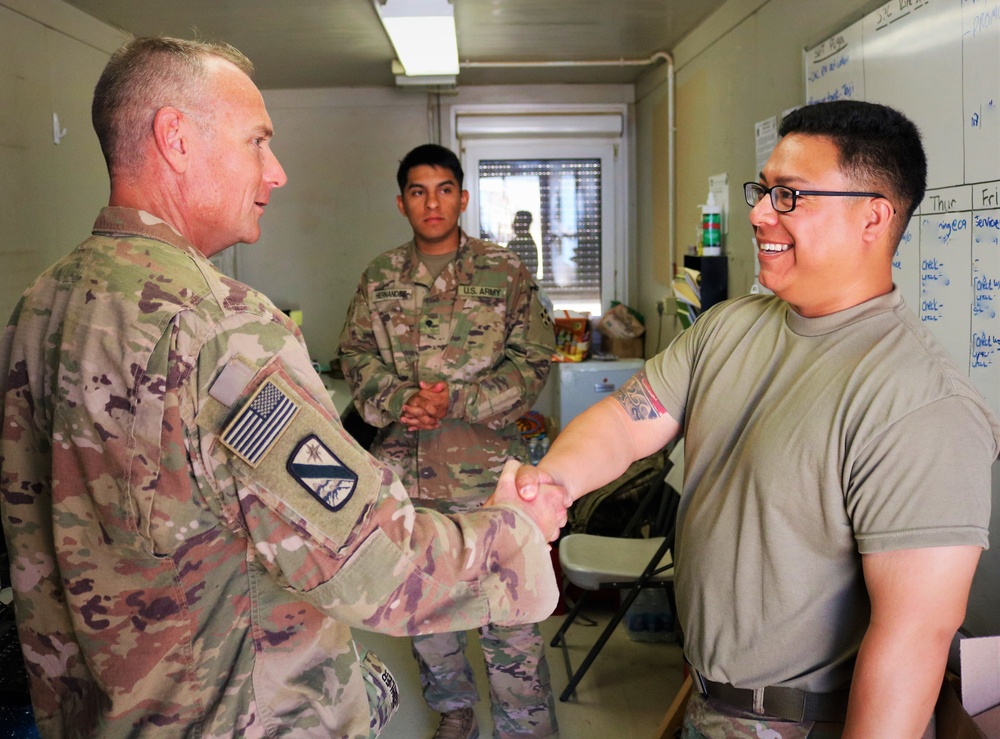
left=287, top=434, right=359, bottom=511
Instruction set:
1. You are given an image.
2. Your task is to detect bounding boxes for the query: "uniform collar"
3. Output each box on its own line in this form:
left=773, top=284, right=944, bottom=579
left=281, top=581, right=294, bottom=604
left=92, top=206, right=208, bottom=263
left=784, top=285, right=902, bottom=337
left=403, top=229, right=472, bottom=287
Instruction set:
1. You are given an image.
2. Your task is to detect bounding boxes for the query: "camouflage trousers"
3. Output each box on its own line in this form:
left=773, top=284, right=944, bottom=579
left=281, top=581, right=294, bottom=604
left=681, top=690, right=844, bottom=739
left=411, top=622, right=558, bottom=738
left=681, top=690, right=936, bottom=738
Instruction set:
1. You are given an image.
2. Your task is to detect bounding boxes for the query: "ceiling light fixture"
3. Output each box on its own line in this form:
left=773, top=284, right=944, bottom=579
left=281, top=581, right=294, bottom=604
left=374, top=0, right=459, bottom=78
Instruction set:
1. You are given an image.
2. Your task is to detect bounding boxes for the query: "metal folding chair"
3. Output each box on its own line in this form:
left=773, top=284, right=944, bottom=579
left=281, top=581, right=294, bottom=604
left=550, top=467, right=680, bottom=701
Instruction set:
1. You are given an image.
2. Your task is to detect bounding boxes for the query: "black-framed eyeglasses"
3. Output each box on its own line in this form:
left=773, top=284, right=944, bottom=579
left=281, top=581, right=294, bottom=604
left=743, top=181, right=887, bottom=213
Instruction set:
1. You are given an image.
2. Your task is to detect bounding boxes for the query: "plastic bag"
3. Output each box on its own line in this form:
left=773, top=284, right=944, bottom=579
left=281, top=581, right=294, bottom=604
left=598, top=302, right=645, bottom=339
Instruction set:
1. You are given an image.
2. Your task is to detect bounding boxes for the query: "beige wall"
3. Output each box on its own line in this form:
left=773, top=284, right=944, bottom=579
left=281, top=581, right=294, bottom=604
left=243, top=88, right=429, bottom=366
left=0, top=0, right=121, bottom=323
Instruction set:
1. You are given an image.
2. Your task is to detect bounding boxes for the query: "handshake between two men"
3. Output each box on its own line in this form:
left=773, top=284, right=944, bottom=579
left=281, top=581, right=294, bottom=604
left=489, top=459, right=573, bottom=545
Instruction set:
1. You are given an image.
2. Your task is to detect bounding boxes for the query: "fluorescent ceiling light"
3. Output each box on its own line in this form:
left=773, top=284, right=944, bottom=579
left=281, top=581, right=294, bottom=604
left=374, top=0, right=459, bottom=77
left=394, top=73, right=456, bottom=87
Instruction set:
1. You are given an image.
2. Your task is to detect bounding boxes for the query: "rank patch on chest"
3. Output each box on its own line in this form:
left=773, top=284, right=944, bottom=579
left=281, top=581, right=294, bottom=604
left=221, top=380, right=299, bottom=466
left=287, top=434, right=358, bottom=511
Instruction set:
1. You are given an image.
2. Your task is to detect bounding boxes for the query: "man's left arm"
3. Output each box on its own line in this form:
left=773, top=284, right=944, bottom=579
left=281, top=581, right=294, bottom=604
left=449, top=270, right=554, bottom=428
left=843, top=545, right=981, bottom=737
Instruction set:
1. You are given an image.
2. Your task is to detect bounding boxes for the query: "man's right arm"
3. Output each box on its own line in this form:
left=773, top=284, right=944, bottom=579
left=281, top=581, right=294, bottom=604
left=511, top=370, right=681, bottom=502
left=337, top=281, right=417, bottom=428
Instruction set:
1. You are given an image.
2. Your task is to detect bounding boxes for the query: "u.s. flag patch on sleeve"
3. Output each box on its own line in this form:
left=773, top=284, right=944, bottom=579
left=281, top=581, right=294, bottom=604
left=220, top=379, right=300, bottom=467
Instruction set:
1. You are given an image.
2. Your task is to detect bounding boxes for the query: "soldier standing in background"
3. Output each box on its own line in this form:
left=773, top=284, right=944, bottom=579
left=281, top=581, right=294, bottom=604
left=339, top=144, right=558, bottom=739
left=507, top=210, right=540, bottom=280
left=0, top=37, right=569, bottom=738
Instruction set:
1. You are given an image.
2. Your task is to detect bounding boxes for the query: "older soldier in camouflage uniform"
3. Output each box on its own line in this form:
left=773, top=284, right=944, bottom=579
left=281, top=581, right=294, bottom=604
left=0, top=37, right=569, bottom=739
left=338, top=145, right=557, bottom=739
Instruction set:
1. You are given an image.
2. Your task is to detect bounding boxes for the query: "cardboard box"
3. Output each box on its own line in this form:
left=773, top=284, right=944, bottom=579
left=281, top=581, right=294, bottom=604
left=939, top=675, right=989, bottom=739
left=978, top=706, right=1000, bottom=738
left=600, top=335, right=644, bottom=359
left=936, top=637, right=1000, bottom=738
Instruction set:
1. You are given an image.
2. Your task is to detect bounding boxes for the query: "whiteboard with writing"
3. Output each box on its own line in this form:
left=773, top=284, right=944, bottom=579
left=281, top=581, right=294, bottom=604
left=806, top=0, right=1000, bottom=416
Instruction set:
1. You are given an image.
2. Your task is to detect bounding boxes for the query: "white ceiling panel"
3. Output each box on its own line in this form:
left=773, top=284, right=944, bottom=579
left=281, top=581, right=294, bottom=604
left=60, top=0, right=729, bottom=89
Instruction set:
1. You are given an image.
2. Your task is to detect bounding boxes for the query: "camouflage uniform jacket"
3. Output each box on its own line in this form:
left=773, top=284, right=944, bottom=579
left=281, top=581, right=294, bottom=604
left=0, top=208, right=558, bottom=738
left=338, top=233, right=554, bottom=502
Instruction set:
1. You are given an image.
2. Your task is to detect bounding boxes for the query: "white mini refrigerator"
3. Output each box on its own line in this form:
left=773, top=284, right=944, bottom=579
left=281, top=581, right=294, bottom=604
left=551, top=358, right=645, bottom=435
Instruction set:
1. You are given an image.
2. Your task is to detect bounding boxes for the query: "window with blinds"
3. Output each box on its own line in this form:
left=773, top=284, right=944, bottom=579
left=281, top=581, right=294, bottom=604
left=477, top=158, right=602, bottom=314
left=456, top=108, right=628, bottom=316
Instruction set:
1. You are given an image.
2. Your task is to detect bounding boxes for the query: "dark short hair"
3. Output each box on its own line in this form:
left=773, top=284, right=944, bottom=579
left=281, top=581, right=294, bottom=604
left=92, top=36, right=253, bottom=179
left=396, top=144, right=464, bottom=192
left=779, top=101, right=926, bottom=243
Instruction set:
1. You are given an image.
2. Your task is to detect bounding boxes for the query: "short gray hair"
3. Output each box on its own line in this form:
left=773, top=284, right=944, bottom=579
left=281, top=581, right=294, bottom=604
left=92, top=36, right=254, bottom=178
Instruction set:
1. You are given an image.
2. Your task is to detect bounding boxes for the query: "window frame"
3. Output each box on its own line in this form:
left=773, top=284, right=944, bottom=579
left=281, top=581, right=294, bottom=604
left=451, top=105, right=630, bottom=315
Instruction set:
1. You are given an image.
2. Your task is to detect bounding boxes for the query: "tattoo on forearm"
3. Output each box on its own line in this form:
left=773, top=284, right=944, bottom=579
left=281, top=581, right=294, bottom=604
left=613, top=371, right=667, bottom=421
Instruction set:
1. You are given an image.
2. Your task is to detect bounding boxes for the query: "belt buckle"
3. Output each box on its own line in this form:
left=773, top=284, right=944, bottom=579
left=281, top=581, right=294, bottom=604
left=761, top=686, right=807, bottom=722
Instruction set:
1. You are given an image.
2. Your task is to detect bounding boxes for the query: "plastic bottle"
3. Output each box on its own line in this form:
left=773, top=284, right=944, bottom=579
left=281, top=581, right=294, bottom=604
left=624, top=588, right=677, bottom=643
left=528, top=438, right=541, bottom=464
left=701, top=191, right=722, bottom=256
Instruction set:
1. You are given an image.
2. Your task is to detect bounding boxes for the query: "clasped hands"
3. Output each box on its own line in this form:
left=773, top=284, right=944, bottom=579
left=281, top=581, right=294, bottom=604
left=402, top=381, right=571, bottom=541
left=487, top=459, right=572, bottom=544
left=401, top=381, right=448, bottom=431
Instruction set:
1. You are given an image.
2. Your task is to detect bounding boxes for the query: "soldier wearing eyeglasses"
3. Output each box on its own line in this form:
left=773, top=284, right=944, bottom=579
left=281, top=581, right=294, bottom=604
left=505, top=100, right=1000, bottom=737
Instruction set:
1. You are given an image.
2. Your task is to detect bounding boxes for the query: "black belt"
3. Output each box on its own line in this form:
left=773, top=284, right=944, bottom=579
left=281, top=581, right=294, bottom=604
left=693, top=670, right=849, bottom=723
